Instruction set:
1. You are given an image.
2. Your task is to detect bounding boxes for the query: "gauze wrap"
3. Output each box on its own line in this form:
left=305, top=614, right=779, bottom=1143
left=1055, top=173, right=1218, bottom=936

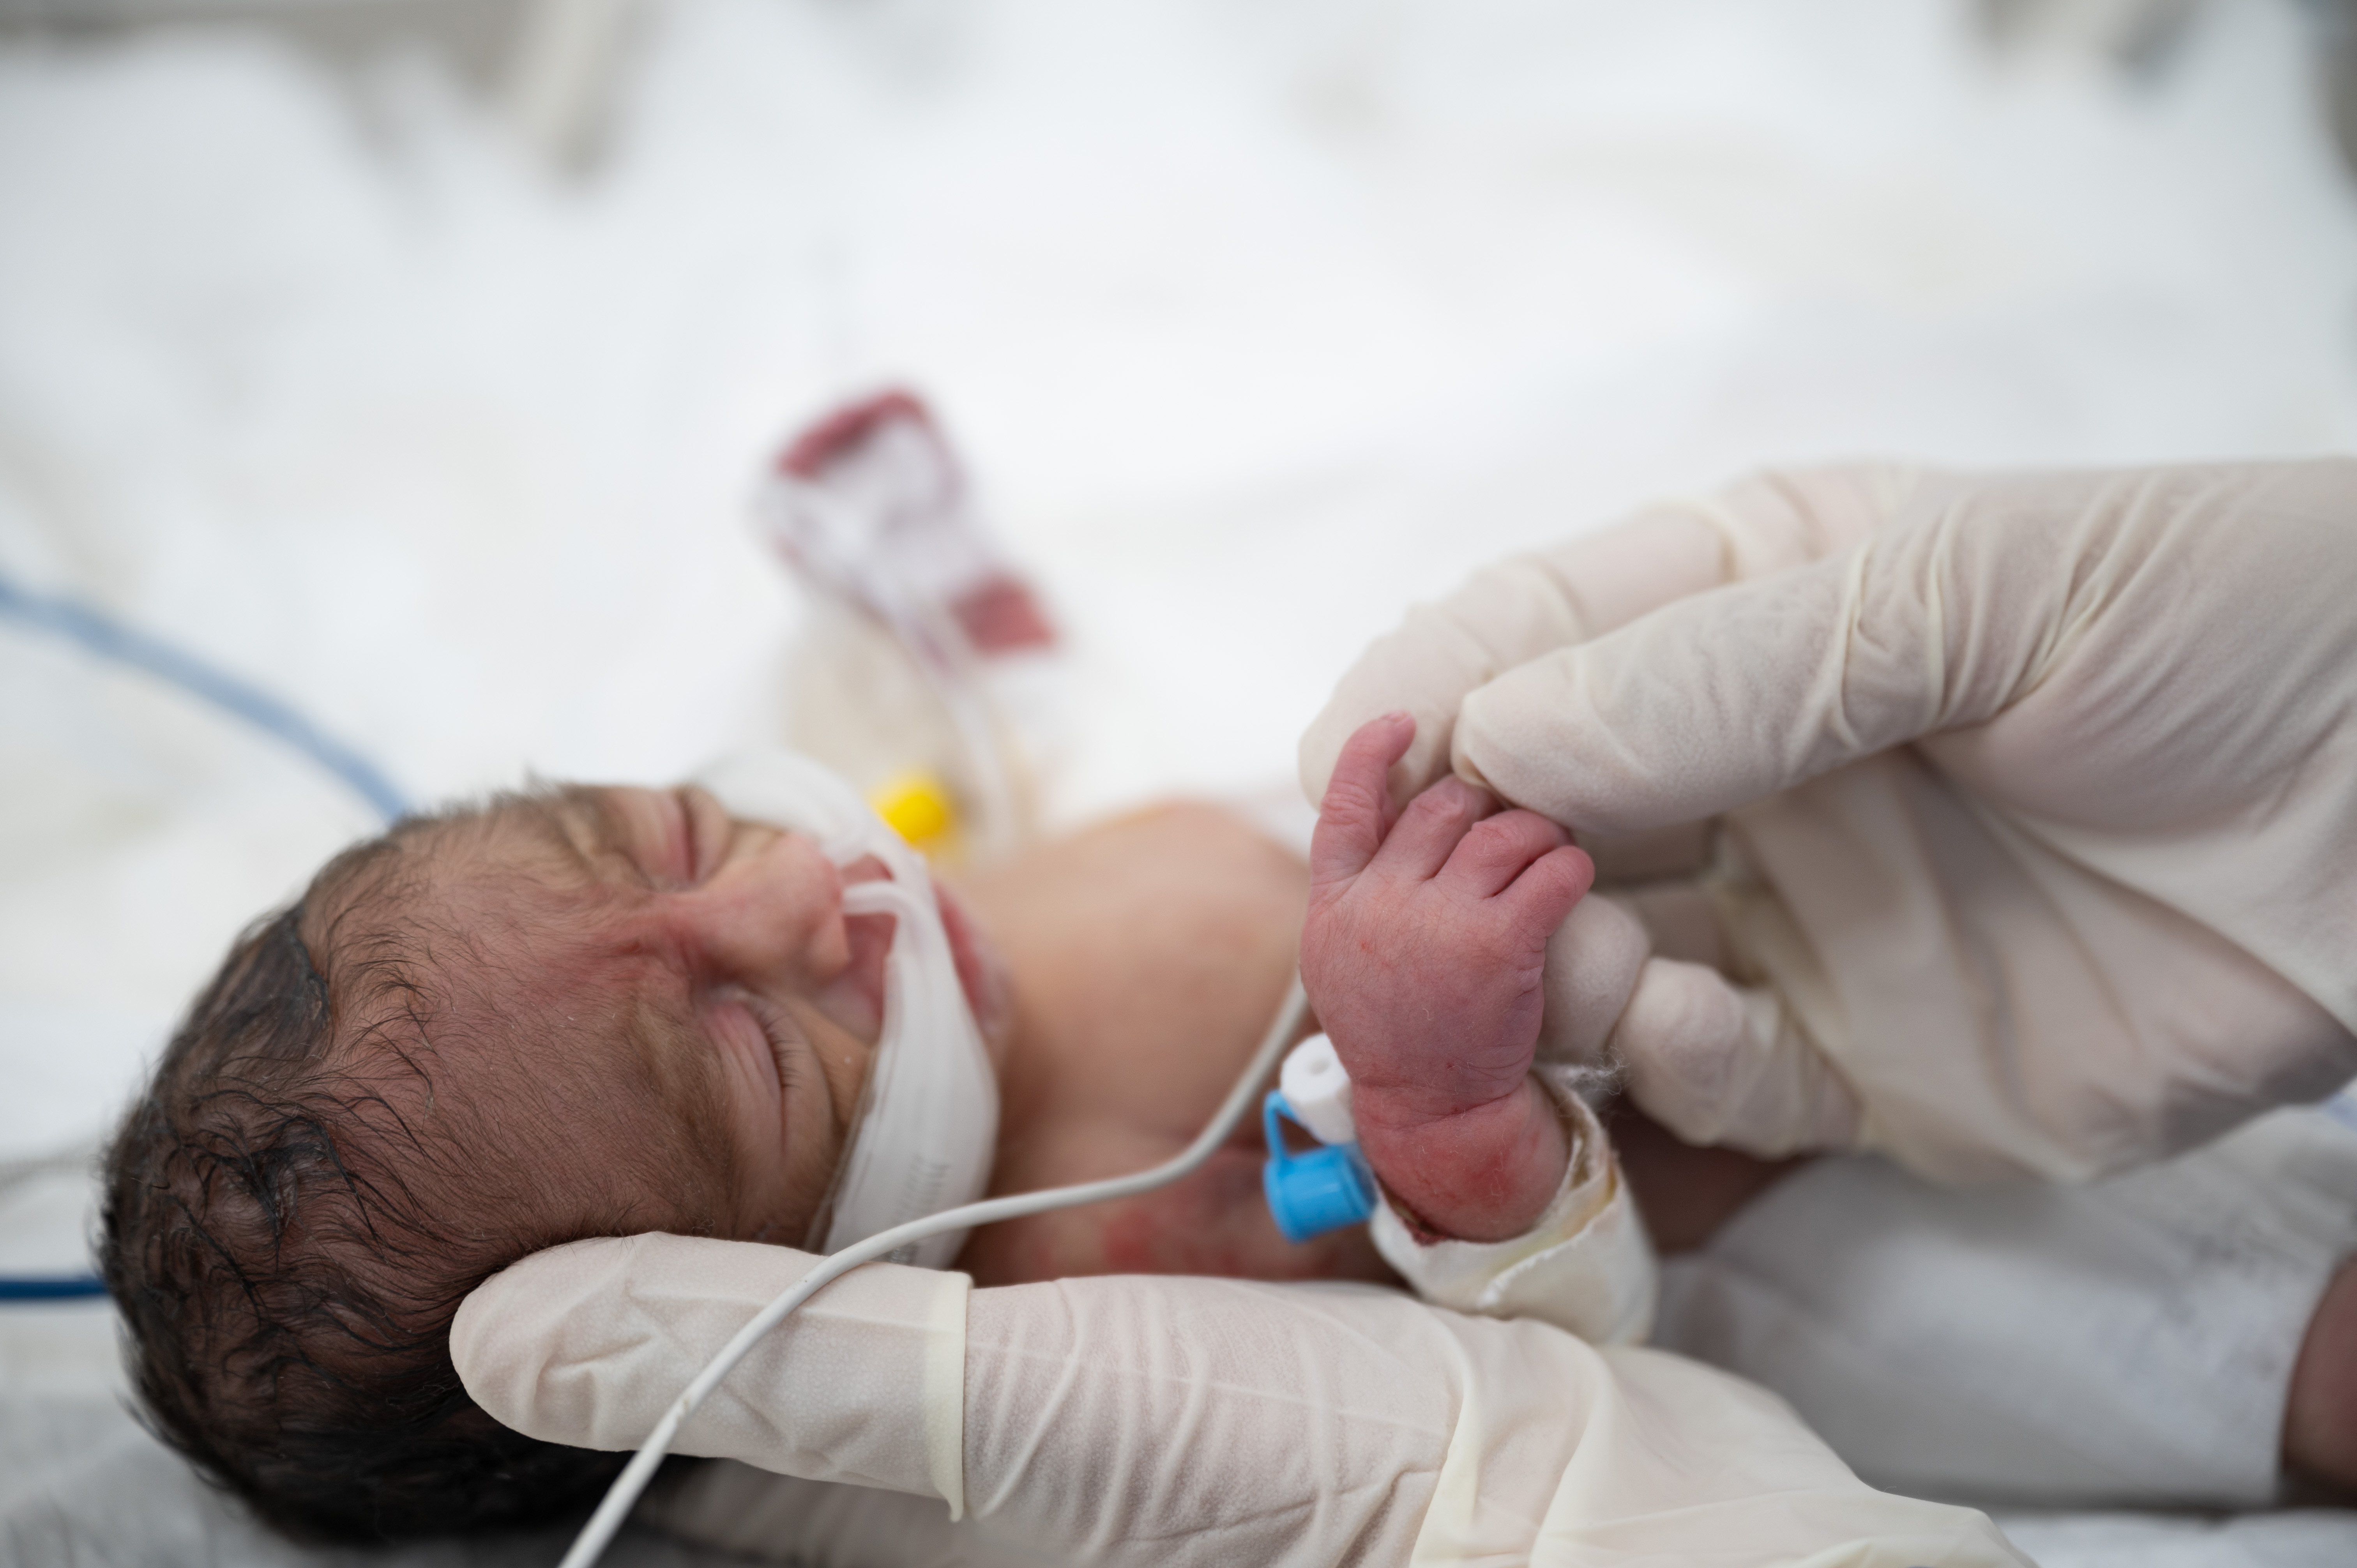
left=455, top=1234, right=2028, bottom=1568
left=695, top=748, right=998, bottom=1267
left=1303, top=459, right=2357, bottom=1183
left=1371, top=1074, right=1658, bottom=1347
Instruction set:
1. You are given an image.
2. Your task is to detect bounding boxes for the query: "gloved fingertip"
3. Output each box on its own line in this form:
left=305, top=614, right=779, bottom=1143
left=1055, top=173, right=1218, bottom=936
left=1536, top=895, right=1649, bottom=1067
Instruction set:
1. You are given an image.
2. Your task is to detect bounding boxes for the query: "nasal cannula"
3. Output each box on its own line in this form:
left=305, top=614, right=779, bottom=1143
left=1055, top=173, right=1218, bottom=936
left=553, top=974, right=1312, bottom=1568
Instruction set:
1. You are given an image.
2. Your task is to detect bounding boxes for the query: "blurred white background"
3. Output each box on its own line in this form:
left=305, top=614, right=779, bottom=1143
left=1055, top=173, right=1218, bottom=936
left=1, top=0, right=2354, bottom=1255
left=3, top=8, right=2357, bottom=1562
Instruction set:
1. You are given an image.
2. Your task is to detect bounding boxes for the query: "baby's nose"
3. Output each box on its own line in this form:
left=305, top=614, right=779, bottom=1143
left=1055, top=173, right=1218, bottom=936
left=670, top=832, right=852, bottom=988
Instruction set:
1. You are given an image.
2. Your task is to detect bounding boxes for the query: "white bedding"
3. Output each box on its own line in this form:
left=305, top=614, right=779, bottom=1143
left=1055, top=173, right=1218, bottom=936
left=3, top=2, right=2353, bottom=1563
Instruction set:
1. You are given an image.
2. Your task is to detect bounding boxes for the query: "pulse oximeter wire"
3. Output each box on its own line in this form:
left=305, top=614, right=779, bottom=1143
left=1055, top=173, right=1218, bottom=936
left=0, top=569, right=410, bottom=1303
left=555, top=974, right=1311, bottom=1568
left=0, top=570, right=410, bottom=824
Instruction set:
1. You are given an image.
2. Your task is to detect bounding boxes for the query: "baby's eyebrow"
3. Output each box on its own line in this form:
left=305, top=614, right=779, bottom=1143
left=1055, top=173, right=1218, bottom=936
left=502, top=789, right=627, bottom=880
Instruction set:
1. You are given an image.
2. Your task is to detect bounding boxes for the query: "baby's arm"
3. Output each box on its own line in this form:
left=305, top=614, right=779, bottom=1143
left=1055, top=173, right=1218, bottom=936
left=1300, top=713, right=1593, bottom=1241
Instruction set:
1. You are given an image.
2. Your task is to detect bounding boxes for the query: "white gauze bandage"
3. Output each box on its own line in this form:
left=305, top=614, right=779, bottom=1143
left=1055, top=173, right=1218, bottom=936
left=696, top=747, right=1000, bottom=1270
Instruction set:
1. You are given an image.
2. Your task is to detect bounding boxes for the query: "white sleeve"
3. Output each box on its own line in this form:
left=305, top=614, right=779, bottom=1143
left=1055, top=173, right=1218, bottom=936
left=1369, top=1079, right=1659, bottom=1346
left=456, top=1233, right=2027, bottom=1568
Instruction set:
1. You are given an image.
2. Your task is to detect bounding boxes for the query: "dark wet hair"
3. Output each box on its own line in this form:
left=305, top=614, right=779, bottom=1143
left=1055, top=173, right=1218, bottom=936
left=99, top=803, right=712, bottom=1543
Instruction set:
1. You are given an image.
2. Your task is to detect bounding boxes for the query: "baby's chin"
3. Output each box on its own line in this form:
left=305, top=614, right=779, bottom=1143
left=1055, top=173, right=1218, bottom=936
left=932, top=879, right=1014, bottom=1073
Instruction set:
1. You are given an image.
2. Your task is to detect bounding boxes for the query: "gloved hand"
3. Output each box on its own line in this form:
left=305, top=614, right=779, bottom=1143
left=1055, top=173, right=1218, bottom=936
left=454, top=1232, right=2027, bottom=1567
left=1299, top=466, right=1916, bottom=811
left=1304, top=460, right=2357, bottom=1183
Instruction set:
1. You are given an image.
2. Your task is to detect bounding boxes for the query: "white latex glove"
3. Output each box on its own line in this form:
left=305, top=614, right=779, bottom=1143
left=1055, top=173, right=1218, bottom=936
left=1298, top=466, right=1915, bottom=812
left=455, top=1232, right=2026, bottom=1567
left=1314, top=459, right=2357, bottom=1183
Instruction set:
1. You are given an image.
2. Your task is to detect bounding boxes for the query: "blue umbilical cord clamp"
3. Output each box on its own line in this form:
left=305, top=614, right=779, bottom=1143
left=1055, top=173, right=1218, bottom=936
left=1262, top=1090, right=1377, bottom=1243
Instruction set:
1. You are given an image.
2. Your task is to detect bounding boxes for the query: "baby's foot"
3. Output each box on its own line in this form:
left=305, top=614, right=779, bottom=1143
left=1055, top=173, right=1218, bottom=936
left=762, top=391, right=1064, bottom=858
left=767, top=390, right=1055, bottom=663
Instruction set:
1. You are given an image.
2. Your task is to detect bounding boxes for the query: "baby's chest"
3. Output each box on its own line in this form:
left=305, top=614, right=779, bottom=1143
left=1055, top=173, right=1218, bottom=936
left=958, top=1134, right=1390, bottom=1287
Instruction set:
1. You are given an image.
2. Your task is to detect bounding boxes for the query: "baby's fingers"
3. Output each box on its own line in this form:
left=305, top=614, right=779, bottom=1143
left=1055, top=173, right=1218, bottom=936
left=1496, top=842, right=1595, bottom=941
left=1376, top=775, right=1500, bottom=883
left=1438, top=808, right=1573, bottom=899
left=1311, top=712, right=1415, bottom=886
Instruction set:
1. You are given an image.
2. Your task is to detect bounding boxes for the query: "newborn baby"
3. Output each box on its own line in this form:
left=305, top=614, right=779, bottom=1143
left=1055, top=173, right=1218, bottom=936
left=100, top=738, right=1652, bottom=1543
left=93, top=730, right=2357, bottom=1554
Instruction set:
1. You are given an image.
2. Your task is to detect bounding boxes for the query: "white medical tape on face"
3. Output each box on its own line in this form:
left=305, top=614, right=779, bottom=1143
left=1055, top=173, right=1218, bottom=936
left=694, top=747, right=1001, bottom=1270
left=829, top=876, right=1000, bottom=1266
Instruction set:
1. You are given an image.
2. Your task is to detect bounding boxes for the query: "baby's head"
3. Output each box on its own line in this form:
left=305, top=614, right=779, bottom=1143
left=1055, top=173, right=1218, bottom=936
left=100, top=784, right=1000, bottom=1541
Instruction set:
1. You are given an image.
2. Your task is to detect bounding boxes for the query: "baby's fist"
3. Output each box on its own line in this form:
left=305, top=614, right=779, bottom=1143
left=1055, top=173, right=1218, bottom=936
left=1300, top=714, right=1593, bottom=1240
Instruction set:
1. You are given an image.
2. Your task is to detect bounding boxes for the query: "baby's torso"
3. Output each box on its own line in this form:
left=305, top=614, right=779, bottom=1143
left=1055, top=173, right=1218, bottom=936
left=947, top=802, right=1393, bottom=1287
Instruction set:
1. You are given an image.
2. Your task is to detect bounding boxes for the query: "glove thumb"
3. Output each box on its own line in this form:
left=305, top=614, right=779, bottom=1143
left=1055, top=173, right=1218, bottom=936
left=1450, top=503, right=2034, bottom=832
left=1610, top=959, right=1862, bottom=1159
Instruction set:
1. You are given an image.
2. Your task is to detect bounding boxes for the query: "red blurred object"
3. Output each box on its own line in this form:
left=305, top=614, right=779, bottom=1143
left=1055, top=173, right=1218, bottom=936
left=763, top=389, right=1057, bottom=659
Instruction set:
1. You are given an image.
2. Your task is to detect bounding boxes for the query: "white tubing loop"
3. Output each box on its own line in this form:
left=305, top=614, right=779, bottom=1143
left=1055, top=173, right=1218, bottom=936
left=553, top=974, right=1310, bottom=1568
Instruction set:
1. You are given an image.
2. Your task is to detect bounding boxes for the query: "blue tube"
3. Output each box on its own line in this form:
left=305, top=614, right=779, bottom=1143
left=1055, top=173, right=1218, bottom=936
left=0, top=1275, right=107, bottom=1301
left=0, top=570, right=409, bottom=824
left=0, top=568, right=411, bottom=1305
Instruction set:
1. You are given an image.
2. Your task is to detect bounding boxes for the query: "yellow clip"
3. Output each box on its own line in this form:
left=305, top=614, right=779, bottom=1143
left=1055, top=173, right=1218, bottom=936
left=869, top=771, right=959, bottom=852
